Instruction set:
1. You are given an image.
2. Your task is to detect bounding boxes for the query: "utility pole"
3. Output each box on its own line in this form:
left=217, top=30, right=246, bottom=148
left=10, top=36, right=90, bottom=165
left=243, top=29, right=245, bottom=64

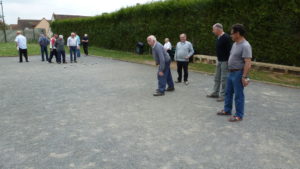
left=0, top=0, right=7, bottom=43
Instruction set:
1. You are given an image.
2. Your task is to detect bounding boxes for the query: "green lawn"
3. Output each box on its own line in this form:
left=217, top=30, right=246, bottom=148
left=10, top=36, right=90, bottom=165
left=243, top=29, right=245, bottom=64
left=0, top=42, right=40, bottom=56
left=89, top=47, right=300, bottom=88
left=1, top=43, right=299, bottom=87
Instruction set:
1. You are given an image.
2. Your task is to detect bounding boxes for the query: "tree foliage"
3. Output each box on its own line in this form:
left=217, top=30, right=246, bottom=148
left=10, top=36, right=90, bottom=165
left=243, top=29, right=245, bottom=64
left=51, top=0, right=300, bottom=66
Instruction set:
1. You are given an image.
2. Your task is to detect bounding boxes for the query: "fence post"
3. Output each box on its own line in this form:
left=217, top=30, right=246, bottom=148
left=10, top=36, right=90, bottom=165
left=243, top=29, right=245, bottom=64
left=0, top=0, right=7, bottom=43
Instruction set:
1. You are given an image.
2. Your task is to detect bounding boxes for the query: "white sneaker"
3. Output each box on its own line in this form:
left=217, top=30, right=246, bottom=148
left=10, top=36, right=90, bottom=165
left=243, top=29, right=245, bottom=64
left=184, top=81, right=189, bottom=85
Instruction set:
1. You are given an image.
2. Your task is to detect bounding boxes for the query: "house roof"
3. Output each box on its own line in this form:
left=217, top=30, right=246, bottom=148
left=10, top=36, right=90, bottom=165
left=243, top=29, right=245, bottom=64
left=9, top=24, right=20, bottom=30
left=16, top=18, right=50, bottom=30
left=52, top=14, right=90, bottom=20
left=17, top=19, right=41, bottom=29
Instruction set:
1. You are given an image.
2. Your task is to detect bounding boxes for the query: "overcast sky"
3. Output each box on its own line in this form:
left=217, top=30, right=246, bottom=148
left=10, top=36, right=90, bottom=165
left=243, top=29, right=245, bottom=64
left=2, top=0, right=161, bottom=24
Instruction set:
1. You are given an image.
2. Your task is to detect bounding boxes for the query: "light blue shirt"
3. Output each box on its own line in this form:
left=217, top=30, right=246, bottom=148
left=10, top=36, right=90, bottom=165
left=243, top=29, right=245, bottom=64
left=15, top=35, right=27, bottom=49
left=76, top=35, right=81, bottom=45
left=175, top=41, right=194, bottom=62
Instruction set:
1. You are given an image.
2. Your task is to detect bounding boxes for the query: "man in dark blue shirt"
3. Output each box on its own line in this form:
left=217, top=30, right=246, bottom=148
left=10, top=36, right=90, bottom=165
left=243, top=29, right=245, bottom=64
left=38, top=34, right=50, bottom=62
left=82, top=34, right=89, bottom=56
left=207, top=23, right=232, bottom=102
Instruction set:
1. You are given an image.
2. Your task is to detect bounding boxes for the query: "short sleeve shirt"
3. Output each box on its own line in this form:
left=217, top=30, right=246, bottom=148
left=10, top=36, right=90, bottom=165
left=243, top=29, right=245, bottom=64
left=228, top=40, right=252, bottom=69
left=15, top=35, right=27, bottom=49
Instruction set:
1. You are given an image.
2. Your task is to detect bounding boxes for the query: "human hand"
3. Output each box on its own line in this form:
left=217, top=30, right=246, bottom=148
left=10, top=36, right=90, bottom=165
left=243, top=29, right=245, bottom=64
left=242, top=78, right=250, bottom=87
left=158, top=72, right=164, bottom=76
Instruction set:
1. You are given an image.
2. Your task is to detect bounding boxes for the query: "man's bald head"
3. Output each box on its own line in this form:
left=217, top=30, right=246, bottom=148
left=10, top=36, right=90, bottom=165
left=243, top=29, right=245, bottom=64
left=147, top=35, right=157, bottom=47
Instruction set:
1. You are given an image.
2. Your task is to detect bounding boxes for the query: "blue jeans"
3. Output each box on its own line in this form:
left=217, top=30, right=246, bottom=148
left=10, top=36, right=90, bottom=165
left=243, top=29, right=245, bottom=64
left=40, top=46, right=48, bottom=61
left=158, top=61, right=174, bottom=93
left=77, top=48, right=81, bottom=57
left=224, top=70, right=245, bottom=118
left=69, top=46, right=77, bottom=62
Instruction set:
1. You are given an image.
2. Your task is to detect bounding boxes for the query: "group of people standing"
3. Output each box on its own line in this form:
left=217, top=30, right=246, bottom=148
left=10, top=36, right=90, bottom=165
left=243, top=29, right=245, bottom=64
left=38, top=32, right=89, bottom=63
left=15, top=23, right=252, bottom=122
left=14, top=31, right=89, bottom=64
left=148, top=23, right=252, bottom=122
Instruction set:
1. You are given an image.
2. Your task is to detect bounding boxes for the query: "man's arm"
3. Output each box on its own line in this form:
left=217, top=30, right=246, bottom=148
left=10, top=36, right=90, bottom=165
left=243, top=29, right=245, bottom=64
left=226, top=36, right=232, bottom=56
left=243, top=58, right=251, bottom=77
left=67, top=38, right=70, bottom=48
left=157, top=48, right=166, bottom=73
left=186, top=43, right=194, bottom=58
left=174, top=43, right=178, bottom=61
left=242, top=44, right=252, bottom=87
left=242, top=58, right=251, bottom=87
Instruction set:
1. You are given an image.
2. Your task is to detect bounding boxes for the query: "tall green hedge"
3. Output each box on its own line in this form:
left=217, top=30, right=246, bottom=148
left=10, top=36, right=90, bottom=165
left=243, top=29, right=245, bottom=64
left=51, top=0, right=300, bottom=66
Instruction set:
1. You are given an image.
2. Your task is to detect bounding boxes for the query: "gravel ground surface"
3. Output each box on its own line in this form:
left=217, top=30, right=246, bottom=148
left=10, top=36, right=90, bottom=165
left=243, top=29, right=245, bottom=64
left=0, top=55, right=299, bottom=169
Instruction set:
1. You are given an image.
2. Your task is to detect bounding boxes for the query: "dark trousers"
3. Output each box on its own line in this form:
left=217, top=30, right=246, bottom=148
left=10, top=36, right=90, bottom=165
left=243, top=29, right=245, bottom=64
left=167, top=50, right=174, bottom=61
left=158, top=61, right=174, bottom=93
left=49, top=49, right=58, bottom=63
left=177, top=61, right=189, bottom=82
left=69, top=46, right=77, bottom=62
left=57, top=50, right=66, bottom=63
left=40, top=46, right=48, bottom=61
left=83, top=44, right=88, bottom=55
left=19, top=49, right=28, bottom=62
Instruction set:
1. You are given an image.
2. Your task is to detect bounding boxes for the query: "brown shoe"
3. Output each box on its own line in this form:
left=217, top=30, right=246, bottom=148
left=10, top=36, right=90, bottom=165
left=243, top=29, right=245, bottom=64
left=228, top=116, right=243, bottom=122
left=217, top=110, right=231, bottom=116
left=217, top=97, right=225, bottom=102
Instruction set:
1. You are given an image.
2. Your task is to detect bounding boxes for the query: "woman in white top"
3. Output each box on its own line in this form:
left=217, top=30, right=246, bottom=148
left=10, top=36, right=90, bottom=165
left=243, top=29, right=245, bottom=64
left=163, top=38, right=172, bottom=51
left=164, top=38, right=174, bottom=61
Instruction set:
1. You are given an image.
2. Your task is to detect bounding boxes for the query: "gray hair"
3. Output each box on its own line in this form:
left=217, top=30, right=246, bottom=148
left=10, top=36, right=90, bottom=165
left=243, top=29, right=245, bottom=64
left=59, top=35, right=64, bottom=39
left=213, top=23, right=223, bottom=30
left=180, top=33, right=187, bottom=37
left=147, top=35, right=157, bottom=42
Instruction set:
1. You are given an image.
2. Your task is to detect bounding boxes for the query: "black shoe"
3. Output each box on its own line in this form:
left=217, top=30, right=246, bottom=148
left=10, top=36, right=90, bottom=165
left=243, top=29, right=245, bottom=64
left=153, top=92, right=165, bottom=96
left=74, top=61, right=77, bottom=63
left=166, top=87, right=175, bottom=92
left=26, top=60, right=29, bottom=62
left=19, top=61, right=23, bottom=63
left=206, top=94, right=219, bottom=98
left=175, top=80, right=181, bottom=83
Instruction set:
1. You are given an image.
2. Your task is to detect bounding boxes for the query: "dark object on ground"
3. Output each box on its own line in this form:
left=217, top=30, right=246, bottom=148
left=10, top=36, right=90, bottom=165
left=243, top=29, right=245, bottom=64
left=136, top=42, right=144, bottom=55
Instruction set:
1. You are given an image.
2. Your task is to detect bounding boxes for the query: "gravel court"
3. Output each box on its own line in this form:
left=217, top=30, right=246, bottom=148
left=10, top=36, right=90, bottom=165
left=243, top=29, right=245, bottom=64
left=0, top=55, right=299, bottom=169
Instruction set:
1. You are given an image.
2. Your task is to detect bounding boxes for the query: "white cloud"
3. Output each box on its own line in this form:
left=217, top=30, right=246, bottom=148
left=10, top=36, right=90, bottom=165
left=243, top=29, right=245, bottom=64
left=3, top=0, right=161, bottom=24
